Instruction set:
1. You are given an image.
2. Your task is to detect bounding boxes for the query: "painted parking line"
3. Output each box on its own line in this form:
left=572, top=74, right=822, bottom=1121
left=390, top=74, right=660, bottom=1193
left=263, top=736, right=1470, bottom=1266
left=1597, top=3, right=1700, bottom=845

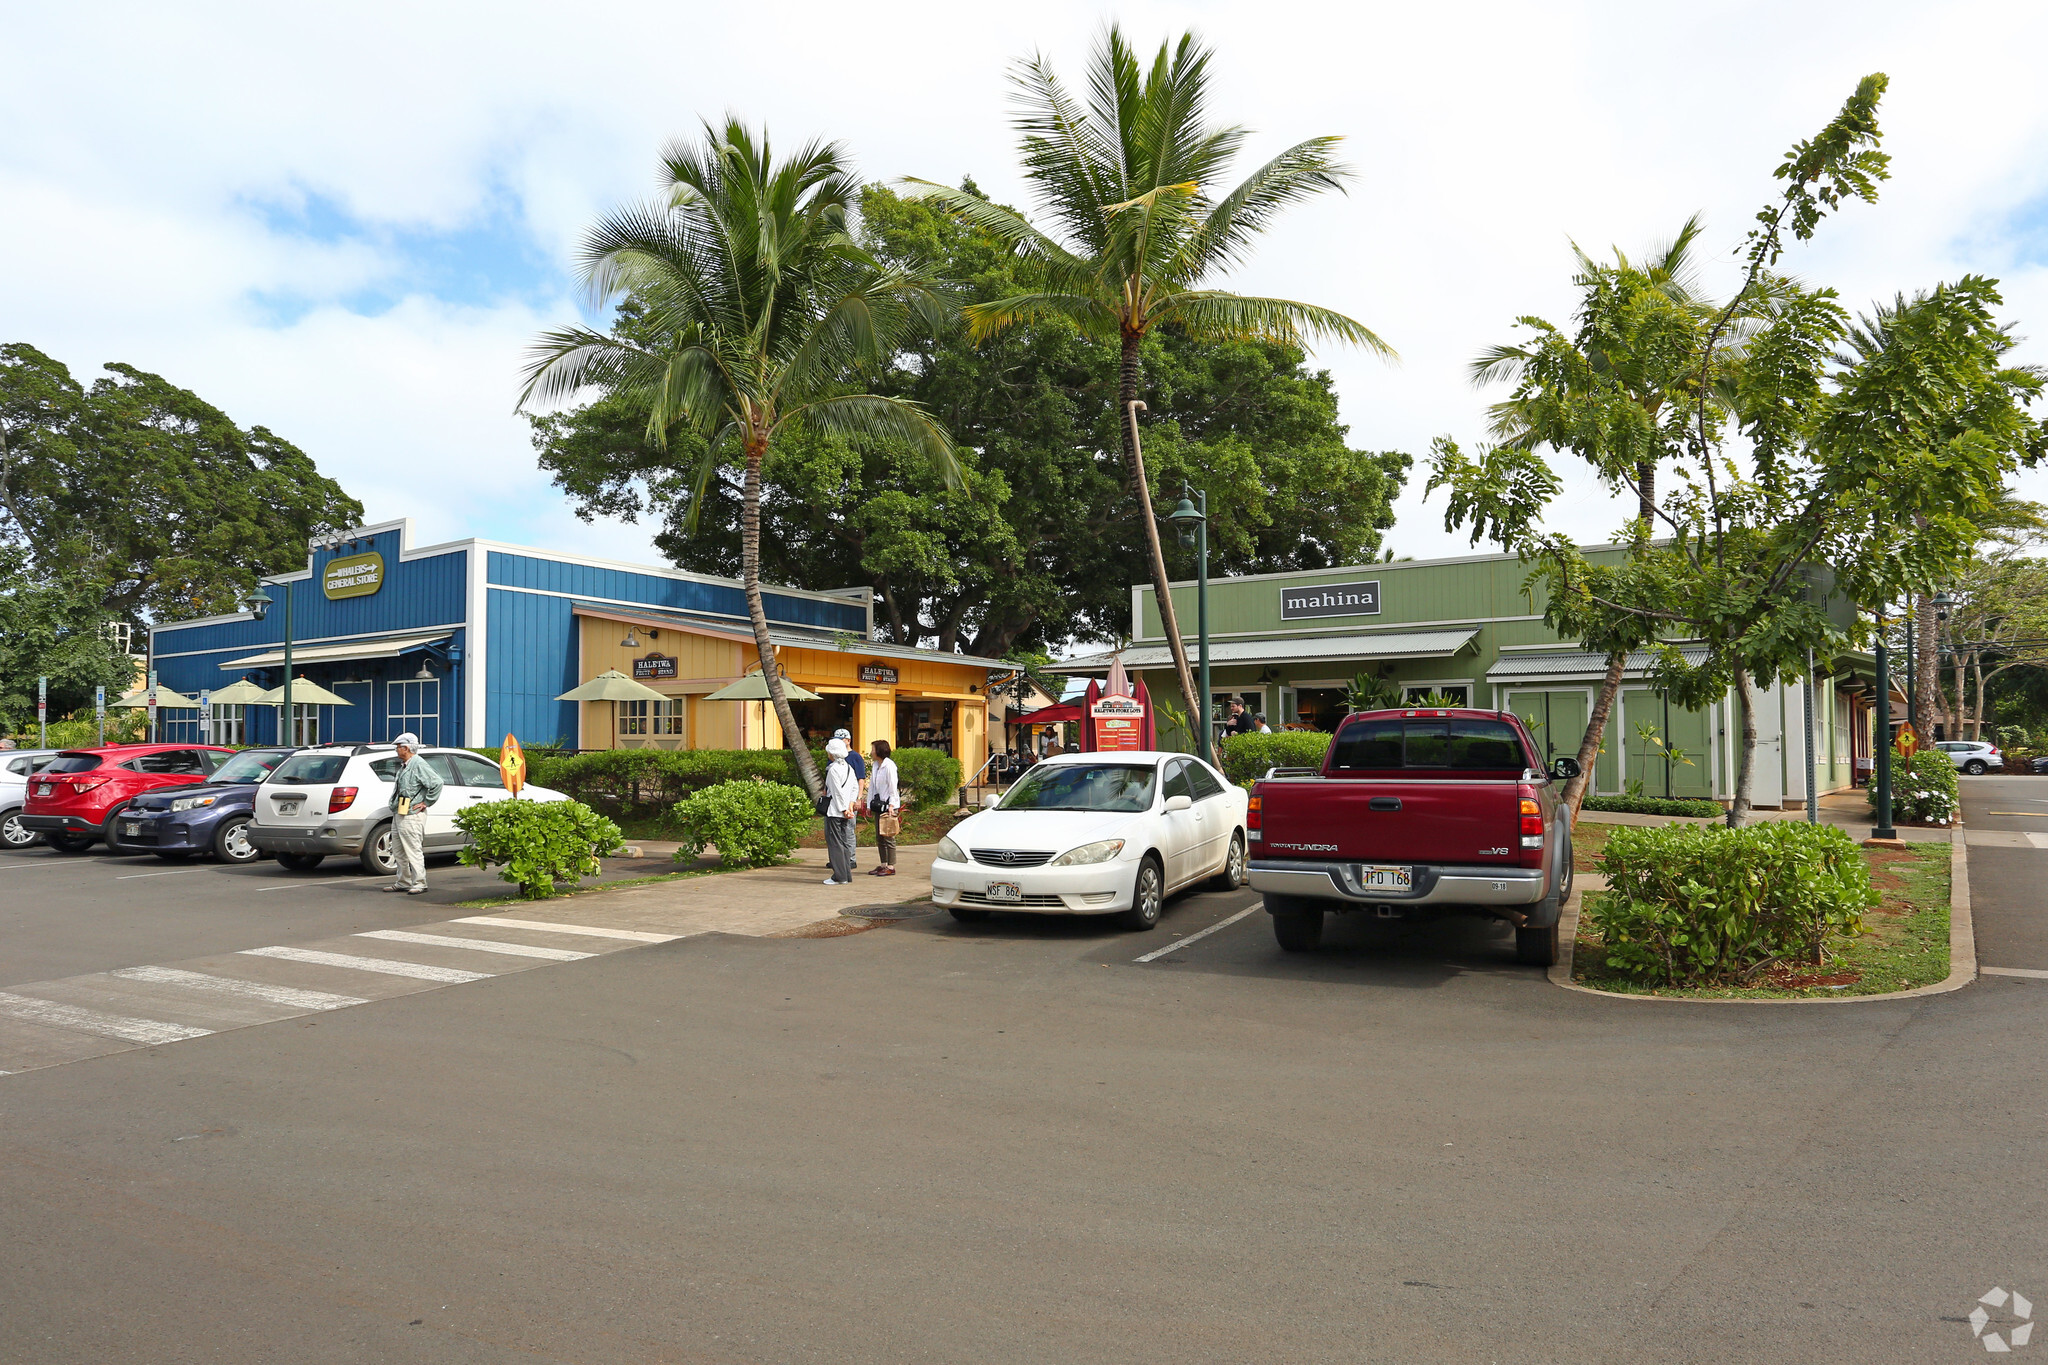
left=0, top=991, right=213, bottom=1044
left=1982, top=966, right=2048, bottom=981
left=258, top=877, right=365, bottom=891
left=452, top=916, right=679, bottom=943
left=356, top=930, right=595, bottom=961
left=1134, top=904, right=1263, bottom=963
left=240, top=945, right=493, bottom=984
left=114, top=867, right=205, bottom=880
left=110, top=966, right=368, bottom=1011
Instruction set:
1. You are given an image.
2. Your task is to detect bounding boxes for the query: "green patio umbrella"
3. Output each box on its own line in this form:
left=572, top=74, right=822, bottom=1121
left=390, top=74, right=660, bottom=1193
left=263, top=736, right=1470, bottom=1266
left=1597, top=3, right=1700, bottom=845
left=701, top=671, right=821, bottom=702
left=206, top=678, right=274, bottom=706
left=556, top=669, right=676, bottom=745
left=251, top=677, right=356, bottom=707
left=111, top=687, right=199, bottom=708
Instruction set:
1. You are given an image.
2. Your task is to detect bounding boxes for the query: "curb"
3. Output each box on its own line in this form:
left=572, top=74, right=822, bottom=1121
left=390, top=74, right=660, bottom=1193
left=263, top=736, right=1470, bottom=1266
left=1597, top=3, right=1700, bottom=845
left=1546, top=828, right=1977, bottom=1005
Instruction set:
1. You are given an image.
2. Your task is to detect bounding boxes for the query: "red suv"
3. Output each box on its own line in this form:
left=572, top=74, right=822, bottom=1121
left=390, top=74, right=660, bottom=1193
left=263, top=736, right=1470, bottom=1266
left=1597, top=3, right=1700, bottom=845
left=20, top=744, right=236, bottom=853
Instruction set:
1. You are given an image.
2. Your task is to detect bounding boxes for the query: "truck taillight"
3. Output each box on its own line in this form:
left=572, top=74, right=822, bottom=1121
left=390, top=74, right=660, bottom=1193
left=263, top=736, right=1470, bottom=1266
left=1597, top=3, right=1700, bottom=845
left=328, top=786, right=359, bottom=814
left=1247, top=794, right=1261, bottom=839
left=1518, top=786, right=1543, bottom=850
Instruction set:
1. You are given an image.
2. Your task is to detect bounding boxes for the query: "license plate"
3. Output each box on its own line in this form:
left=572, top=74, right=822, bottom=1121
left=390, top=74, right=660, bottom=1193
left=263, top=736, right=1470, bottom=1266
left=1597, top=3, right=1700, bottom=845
left=984, top=882, right=1022, bottom=902
left=36, top=783, right=50, bottom=797
left=277, top=801, right=301, bottom=816
left=123, top=822, right=142, bottom=837
left=1359, top=865, right=1413, bottom=891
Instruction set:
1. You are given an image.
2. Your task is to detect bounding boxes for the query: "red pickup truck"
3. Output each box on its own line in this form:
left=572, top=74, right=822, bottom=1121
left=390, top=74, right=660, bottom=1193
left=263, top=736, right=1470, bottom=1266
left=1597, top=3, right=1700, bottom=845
left=1247, top=708, right=1579, bottom=965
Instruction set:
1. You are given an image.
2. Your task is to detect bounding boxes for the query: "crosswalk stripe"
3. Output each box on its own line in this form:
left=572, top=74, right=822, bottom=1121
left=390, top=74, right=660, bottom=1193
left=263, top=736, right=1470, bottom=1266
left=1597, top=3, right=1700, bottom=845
left=452, top=916, right=679, bottom=943
left=0, top=991, right=213, bottom=1044
left=111, top=966, right=368, bottom=1010
left=356, top=930, right=594, bottom=961
left=239, top=946, right=492, bottom=983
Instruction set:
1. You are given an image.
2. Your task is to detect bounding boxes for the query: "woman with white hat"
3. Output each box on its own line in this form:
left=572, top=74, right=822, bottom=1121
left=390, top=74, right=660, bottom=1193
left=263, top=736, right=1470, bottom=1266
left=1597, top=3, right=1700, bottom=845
left=821, top=737, right=859, bottom=885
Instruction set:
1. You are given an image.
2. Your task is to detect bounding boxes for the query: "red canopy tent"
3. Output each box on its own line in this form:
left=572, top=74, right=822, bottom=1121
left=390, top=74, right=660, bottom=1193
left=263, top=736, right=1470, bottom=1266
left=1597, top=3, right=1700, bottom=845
left=1007, top=702, right=1083, bottom=726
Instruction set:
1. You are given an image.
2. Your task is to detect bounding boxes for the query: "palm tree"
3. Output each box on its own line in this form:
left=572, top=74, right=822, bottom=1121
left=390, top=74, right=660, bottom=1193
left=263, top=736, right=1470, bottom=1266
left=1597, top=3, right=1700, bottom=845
left=520, top=121, right=959, bottom=797
left=907, top=25, right=1390, bottom=717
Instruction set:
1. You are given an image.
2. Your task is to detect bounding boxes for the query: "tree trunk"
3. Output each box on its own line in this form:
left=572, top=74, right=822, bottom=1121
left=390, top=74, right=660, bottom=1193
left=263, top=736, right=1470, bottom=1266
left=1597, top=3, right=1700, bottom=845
left=1915, top=593, right=1945, bottom=737
left=1970, top=651, right=1985, bottom=739
left=1728, top=666, right=1757, bottom=828
left=1562, top=650, right=1627, bottom=823
left=1119, top=332, right=1199, bottom=717
left=1953, top=647, right=1967, bottom=746
left=1635, top=460, right=1655, bottom=525
left=742, top=441, right=821, bottom=800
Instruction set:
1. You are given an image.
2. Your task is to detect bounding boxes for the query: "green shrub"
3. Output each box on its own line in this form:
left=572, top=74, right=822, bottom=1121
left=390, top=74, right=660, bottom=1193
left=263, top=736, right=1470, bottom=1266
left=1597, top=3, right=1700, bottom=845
left=1867, top=749, right=1958, bottom=824
left=1589, top=821, right=1875, bottom=986
left=890, top=747, right=963, bottom=811
left=1218, top=730, right=1332, bottom=786
left=1581, top=794, right=1724, bottom=819
left=532, top=748, right=796, bottom=825
left=455, top=798, right=625, bottom=899
left=672, top=779, right=814, bottom=868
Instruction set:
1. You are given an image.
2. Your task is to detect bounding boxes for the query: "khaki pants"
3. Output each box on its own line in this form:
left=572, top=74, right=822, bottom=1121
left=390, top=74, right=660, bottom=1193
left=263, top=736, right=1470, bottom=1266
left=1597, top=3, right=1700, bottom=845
left=393, top=811, right=428, bottom=890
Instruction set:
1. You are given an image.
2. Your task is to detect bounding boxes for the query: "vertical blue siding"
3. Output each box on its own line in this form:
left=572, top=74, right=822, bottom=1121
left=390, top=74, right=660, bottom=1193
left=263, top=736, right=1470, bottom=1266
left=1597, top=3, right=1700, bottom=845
left=487, top=551, right=863, bottom=632
left=148, top=633, right=464, bottom=748
left=485, top=589, right=579, bottom=746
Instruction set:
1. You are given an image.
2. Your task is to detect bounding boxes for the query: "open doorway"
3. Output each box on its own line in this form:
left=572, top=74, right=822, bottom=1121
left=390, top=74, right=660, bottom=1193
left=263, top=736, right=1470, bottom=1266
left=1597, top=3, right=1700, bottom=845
left=897, top=698, right=955, bottom=757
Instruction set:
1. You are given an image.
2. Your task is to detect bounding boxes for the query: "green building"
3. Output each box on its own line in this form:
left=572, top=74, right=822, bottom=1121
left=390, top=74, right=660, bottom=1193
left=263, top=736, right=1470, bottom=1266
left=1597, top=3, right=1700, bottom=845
left=1066, top=546, right=1880, bottom=807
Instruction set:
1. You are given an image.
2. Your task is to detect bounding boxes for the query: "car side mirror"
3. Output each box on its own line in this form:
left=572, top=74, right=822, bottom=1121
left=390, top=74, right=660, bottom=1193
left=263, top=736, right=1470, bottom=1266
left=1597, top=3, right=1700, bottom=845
left=1164, top=794, right=1192, bottom=812
left=1548, top=756, right=1582, bottom=782
left=982, top=793, right=1001, bottom=809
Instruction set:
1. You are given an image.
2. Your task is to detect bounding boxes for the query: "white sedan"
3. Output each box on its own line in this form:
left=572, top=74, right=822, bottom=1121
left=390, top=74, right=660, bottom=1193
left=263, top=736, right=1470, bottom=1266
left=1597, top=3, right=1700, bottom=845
left=929, top=751, right=1250, bottom=931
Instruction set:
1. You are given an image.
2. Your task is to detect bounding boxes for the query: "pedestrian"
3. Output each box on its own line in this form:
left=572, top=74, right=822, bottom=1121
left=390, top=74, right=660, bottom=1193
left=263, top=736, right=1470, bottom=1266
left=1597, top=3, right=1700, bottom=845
left=866, top=739, right=901, bottom=877
left=384, top=732, right=441, bottom=896
left=1255, top=713, right=1272, bottom=734
left=0, top=737, right=15, bottom=750
left=821, top=737, right=859, bottom=885
left=832, top=727, right=865, bottom=868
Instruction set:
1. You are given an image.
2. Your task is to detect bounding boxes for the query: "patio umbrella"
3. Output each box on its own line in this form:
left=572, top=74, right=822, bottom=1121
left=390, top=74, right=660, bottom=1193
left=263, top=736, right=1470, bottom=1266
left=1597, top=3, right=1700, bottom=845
left=251, top=677, right=357, bottom=707
left=111, top=687, right=199, bottom=708
left=205, top=678, right=272, bottom=706
left=556, top=668, right=676, bottom=745
left=701, top=671, right=822, bottom=702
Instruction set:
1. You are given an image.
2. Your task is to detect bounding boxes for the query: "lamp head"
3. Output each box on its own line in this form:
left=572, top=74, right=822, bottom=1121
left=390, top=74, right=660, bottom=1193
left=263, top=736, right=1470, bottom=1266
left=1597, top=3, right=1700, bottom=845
left=244, top=585, right=273, bottom=621
left=621, top=629, right=640, bottom=648
left=414, top=660, right=435, bottom=681
left=1165, top=493, right=1204, bottom=546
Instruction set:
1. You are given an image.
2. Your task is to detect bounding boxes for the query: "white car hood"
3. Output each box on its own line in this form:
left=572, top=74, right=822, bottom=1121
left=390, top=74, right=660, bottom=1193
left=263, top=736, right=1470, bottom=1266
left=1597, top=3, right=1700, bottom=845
left=951, top=807, right=1145, bottom=858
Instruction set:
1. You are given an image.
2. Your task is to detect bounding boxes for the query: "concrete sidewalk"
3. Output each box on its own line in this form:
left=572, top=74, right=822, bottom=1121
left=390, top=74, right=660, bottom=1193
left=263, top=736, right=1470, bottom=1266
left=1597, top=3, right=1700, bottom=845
left=563, top=843, right=937, bottom=939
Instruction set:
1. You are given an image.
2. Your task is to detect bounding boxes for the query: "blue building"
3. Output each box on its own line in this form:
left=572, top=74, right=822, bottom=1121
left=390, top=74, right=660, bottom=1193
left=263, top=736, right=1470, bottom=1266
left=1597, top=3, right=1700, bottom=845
left=147, top=518, right=878, bottom=750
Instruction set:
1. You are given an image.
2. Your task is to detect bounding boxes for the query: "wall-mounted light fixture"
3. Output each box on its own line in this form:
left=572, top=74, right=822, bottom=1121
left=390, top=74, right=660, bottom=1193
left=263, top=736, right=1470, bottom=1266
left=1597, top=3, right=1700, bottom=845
left=621, top=629, right=641, bottom=648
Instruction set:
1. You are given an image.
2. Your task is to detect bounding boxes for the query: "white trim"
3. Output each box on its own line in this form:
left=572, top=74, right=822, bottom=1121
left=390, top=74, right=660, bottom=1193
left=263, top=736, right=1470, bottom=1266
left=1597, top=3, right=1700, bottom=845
left=1142, top=541, right=1638, bottom=593
left=465, top=545, right=486, bottom=746
left=149, top=622, right=468, bottom=662
left=1123, top=612, right=1544, bottom=646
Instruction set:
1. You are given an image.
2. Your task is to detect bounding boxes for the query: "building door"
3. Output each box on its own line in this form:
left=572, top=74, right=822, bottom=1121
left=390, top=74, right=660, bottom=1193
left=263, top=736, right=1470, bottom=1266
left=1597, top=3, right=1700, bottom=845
left=387, top=679, right=440, bottom=746
left=1619, top=689, right=1715, bottom=800
left=1505, top=690, right=1590, bottom=774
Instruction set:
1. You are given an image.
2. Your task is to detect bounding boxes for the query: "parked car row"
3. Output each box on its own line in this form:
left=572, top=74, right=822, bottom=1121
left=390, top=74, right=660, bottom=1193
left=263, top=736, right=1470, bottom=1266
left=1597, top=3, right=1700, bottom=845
left=10, top=741, right=564, bottom=873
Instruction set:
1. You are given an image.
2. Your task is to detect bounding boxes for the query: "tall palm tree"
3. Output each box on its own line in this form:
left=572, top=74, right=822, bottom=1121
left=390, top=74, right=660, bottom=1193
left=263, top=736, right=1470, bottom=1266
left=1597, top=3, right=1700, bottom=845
left=908, top=26, right=1390, bottom=718
left=520, top=121, right=959, bottom=797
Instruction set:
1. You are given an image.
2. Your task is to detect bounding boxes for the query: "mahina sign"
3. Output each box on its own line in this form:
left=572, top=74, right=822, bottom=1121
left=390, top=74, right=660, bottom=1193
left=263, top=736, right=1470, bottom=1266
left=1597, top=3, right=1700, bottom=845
left=1280, top=579, right=1380, bottom=620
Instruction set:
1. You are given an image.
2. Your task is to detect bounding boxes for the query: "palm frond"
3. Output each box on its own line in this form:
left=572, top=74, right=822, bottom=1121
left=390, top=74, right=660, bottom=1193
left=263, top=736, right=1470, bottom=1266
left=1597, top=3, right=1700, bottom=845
left=1173, top=136, right=1352, bottom=277
left=780, top=393, right=963, bottom=489
left=1152, top=290, right=1395, bottom=358
left=1471, top=340, right=1536, bottom=389
left=960, top=292, right=1118, bottom=342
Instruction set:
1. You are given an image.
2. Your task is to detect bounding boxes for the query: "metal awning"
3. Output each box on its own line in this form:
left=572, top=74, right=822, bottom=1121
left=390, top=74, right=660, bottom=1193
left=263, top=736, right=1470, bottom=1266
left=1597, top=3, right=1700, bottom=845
left=1063, top=629, right=1477, bottom=673
left=1486, top=646, right=1710, bottom=682
left=220, top=632, right=450, bottom=670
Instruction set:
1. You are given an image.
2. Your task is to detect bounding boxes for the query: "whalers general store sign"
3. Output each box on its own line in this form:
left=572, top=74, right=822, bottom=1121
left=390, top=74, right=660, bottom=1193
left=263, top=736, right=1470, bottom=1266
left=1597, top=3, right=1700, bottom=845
left=322, top=552, right=385, bottom=600
left=1280, top=579, right=1379, bottom=620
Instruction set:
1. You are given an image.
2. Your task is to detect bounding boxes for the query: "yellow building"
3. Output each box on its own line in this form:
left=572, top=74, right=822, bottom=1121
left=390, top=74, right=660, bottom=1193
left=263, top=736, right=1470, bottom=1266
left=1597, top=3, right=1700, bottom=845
left=570, top=604, right=1002, bottom=772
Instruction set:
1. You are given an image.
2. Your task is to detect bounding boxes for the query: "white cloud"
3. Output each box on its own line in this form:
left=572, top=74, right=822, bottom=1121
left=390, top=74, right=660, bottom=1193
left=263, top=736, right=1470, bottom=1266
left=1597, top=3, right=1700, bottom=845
left=5, top=0, right=2047, bottom=600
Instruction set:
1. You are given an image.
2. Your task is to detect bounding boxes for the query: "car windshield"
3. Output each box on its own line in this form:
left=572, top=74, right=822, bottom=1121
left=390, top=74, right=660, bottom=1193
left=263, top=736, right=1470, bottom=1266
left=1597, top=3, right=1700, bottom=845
left=211, top=750, right=292, bottom=784
left=268, top=753, right=349, bottom=785
left=998, top=763, right=1157, bottom=813
left=43, top=754, right=104, bottom=774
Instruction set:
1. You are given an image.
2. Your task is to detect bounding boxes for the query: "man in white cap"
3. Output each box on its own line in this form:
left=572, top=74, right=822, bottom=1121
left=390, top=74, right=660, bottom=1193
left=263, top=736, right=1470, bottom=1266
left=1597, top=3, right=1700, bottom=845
left=832, top=726, right=865, bottom=870
left=385, top=732, right=441, bottom=895
left=821, top=737, right=859, bottom=885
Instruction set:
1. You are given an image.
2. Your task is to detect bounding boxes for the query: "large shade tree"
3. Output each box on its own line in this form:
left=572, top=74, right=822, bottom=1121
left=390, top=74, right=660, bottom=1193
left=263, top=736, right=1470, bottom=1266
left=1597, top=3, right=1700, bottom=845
left=518, top=121, right=959, bottom=798
left=907, top=25, right=1390, bottom=714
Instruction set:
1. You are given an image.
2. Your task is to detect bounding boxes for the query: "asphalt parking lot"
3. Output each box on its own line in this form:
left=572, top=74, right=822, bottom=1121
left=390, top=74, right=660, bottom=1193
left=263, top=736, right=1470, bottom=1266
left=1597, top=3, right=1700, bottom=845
left=2, top=785, right=2044, bottom=1363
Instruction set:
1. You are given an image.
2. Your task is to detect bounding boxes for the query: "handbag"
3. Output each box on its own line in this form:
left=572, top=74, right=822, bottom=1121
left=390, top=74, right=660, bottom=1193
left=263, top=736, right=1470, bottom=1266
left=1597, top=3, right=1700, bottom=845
left=878, top=811, right=902, bottom=838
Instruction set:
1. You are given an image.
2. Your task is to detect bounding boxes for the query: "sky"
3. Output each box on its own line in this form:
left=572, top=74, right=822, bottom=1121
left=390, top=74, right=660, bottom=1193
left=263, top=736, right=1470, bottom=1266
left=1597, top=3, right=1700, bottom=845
left=7, top=0, right=2048, bottom=619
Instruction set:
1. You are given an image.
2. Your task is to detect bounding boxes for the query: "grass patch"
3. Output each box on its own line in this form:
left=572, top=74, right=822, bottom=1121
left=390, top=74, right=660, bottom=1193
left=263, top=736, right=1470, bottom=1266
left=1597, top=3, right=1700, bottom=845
left=1570, top=820, right=1615, bottom=873
left=794, top=804, right=972, bottom=849
left=1571, top=841, right=1950, bottom=1000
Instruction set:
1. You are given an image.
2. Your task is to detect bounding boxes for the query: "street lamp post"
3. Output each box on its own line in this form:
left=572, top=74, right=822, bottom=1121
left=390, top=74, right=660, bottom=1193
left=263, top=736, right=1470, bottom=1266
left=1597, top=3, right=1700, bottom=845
left=1871, top=606, right=1897, bottom=842
left=1164, top=487, right=1211, bottom=764
left=243, top=580, right=292, bottom=745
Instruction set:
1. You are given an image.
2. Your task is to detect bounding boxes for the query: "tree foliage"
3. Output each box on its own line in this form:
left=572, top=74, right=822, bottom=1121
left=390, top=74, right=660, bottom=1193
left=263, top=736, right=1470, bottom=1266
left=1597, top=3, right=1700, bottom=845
left=533, top=184, right=1406, bottom=656
left=0, top=343, right=363, bottom=624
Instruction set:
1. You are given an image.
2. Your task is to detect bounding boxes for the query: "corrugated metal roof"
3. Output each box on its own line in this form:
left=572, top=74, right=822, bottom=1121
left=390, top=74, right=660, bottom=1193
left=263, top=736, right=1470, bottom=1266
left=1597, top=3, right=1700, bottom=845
left=1063, top=629, right=1478, bottom=672
left=1485, top=646, right=1711, bottom=680
left=219, top=632, right=451, bottom=669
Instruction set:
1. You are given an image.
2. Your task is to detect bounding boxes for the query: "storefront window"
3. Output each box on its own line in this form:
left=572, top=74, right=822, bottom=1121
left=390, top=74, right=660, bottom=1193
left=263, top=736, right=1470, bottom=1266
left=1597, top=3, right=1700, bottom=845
left=1292, top=687, right=1348, bottom=731
left=897, top=699, right=955, bottom=754
left=1403, top=684, right=1471, bottom=707
left=786, top=696, right=855, bottom=745
left=387, top=679, right=440, bottom=746
left=619, top=700, right=686, bottom=736
left=205, top=706, right=246, bottom=747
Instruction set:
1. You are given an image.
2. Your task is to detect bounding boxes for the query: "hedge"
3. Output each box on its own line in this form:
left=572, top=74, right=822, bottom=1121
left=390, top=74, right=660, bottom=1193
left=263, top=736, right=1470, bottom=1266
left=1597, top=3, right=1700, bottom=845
left=1589, top=821, right=1875, bottom=986
left=1868, top=749, right=1959, bottom=825
left=454, top=799, right=624, bottom=899
left=1580, top=794, right=1724, bottom=819
left=1217, top=730, right=1333, bottom=786
left=527, top=745, right=965, bottom=825
left=672, top=780, right=813, bottom=868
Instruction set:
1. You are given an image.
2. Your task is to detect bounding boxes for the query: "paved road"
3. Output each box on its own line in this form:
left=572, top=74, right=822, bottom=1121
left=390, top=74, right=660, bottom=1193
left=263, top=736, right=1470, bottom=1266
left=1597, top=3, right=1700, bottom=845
left=2, top=806, right=2045, bottom=1362
left=1960, top=774, right=2048, bottom=977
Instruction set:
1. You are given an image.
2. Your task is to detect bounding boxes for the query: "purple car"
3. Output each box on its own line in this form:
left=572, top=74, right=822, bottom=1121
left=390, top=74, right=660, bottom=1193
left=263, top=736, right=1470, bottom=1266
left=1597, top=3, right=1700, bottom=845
left=107, top=747, right=299, bottom=863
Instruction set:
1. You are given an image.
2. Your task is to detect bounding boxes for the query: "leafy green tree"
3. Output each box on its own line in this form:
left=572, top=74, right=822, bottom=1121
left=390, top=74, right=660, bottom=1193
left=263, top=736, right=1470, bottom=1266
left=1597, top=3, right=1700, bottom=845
left=0, top=343, right=363, bottom=624
left=0, top=546, right=136, bottom=736
left=1431, top=76, right=2044, bottom=825
left=906, top=26, right=1390, bottom=711
left=532, top=184, right=1408, bottom=657
left=519, top=121, right=960, bottom=798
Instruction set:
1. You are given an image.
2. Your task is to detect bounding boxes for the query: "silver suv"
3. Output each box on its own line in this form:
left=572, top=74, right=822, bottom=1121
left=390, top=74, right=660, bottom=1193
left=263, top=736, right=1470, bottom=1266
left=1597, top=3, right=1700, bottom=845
left=1, top=749, right=64, bottom=848
left=247, top=744, right=565, bottom=874
left=1935, top=740, right=2004, bottom=776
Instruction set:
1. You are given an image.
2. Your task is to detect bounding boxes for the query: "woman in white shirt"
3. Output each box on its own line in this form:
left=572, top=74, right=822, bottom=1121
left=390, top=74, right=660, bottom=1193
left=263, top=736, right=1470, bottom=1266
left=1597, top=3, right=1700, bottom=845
left=866, top=739, right=901, bottom=877
left=821, top=738, right=860, bottom=885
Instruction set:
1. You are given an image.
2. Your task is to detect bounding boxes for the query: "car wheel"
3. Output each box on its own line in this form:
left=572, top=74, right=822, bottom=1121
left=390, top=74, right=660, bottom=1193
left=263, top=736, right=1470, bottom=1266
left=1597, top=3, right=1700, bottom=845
left=1965, top=759, right=1987, bottom=775
left=1271, top=902, right=1324, bottom=952
left=100, top=806, right=138, bottom=854
left=359, top=822, right=397, bottom=876
left=1208, top=832, right=1247, bottom=891
left=1119, top=856, right=1164, bottom=931
left=276, top=852, right=326, bottom=871
left=213, top=816, right=261, bottom=864
left=1516, top=921, right=1559, bottom=967
left=0, top=811, right=38, bottom=849
left=948, top=907, right=992, bottom=923
left=47, top=832, right=94, bottom=853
